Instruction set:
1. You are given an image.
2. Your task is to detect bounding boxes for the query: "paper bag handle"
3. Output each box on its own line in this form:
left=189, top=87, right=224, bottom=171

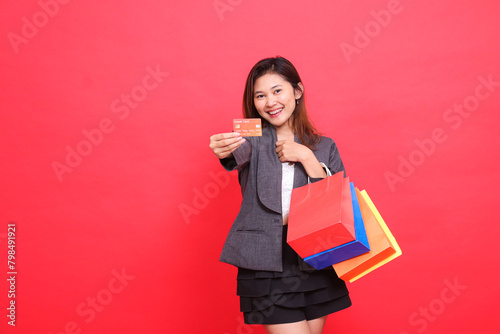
left=307, top=162, right=332, bottom=184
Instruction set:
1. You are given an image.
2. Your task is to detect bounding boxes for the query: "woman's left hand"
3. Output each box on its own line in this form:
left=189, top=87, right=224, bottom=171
left=275, top=140, right=312, bottom=163
left=276, top=140, right=328, bottom=178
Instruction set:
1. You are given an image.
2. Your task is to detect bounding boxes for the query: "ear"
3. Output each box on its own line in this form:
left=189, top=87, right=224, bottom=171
left=295, top=82, right=304, bottom=100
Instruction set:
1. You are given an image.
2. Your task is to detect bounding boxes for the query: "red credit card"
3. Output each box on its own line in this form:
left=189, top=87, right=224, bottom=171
left=233, top=118, right=262, bottom=136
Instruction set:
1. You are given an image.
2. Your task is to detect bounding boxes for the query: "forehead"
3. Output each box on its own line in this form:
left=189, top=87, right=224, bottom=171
left=254, top=73, right=290, bottom=91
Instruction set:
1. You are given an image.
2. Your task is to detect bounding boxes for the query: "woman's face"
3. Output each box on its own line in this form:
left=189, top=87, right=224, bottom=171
left=253, top=73, right=302, bottom=132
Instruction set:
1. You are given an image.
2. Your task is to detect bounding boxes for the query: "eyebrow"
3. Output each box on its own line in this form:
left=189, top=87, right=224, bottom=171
left=254, top=84, right=283, bottom=95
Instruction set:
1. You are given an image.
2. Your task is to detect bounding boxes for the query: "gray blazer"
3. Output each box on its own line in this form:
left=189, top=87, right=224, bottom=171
left=219, top=126, right=345, bottom=272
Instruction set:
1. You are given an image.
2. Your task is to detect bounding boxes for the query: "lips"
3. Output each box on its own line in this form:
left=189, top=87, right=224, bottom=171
left=267, top=107, right=283, bottom=117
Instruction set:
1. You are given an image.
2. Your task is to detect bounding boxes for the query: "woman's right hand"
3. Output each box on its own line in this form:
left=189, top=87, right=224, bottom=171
left=209, top=132, right=246, bottom=159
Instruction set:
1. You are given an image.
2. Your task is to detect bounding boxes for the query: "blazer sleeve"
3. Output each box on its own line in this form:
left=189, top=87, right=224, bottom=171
left=219, top=139, right=253, bottom=171
left=327, top=139, right=345, bottom=175
left=309, top=138, right=345, bottom=183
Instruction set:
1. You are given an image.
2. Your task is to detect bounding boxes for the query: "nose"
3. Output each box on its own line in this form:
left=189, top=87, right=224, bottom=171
left=265, top=95, right=277, bottom=108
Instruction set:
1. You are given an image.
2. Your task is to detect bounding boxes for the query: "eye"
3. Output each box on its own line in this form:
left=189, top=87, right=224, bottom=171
left=255, top=94, right=264, bottom=99
left=274, top=89, right=282, bottom=94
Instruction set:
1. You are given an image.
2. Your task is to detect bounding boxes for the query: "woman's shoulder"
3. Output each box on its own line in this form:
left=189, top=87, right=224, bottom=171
left=318, top=133, right=334, bottom=142
left=317, top=134, right=337, bottom=148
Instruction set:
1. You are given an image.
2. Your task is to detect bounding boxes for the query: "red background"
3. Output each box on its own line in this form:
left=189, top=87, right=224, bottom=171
left=1, top=0, right=499, bottom=333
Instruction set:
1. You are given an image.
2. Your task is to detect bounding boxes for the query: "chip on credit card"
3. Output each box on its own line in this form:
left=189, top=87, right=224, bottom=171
left=233, top=118, right=262, bottom=136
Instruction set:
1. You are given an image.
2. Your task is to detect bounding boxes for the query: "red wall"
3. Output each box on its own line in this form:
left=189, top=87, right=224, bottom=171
left=1, top=1, right=499, bottom=333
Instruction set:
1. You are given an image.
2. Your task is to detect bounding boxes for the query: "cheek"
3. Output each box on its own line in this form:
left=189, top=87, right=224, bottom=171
left=254, top=100, right=265, bottom=112
left=278, top=93, right=293, bottom=106
left=257, top=110, right=268, bottom=119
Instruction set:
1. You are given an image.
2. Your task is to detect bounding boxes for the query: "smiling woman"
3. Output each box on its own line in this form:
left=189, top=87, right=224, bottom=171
left=209, top=57, right=350, bottom=334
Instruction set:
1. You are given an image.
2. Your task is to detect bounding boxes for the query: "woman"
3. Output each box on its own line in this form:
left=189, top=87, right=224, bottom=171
left=209, top=57, right=351, bottom=334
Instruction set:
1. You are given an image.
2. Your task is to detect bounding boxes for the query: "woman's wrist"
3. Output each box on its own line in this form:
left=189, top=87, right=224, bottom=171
left=301, top=150, right=327, bottom=178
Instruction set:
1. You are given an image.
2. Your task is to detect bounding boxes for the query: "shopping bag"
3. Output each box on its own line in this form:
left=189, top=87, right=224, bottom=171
left=287, top=172, right=356, bottom=259
left=333, top=188, right=402, bottom=282
left=303, top=182, right=370, bottom=269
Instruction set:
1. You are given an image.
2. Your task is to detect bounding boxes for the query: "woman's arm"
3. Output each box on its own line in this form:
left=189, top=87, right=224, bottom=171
left=209, top=132, right=252, bottom=171
left=300, top=150, right=328, bottom=178
left=326, top=139, right=345, bottom=176
left=275, top=140, right=327, bottom=178
left=276, top=138, right=344, bottom=180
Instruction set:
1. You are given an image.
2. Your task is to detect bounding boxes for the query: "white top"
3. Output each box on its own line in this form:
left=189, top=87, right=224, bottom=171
left=281, top=162, right=295, bottom=225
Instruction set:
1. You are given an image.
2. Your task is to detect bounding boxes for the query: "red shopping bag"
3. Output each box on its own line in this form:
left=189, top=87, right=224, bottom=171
left=303, top=182, right=370, bottom=269
left=287, top=173, right=356, bottom=259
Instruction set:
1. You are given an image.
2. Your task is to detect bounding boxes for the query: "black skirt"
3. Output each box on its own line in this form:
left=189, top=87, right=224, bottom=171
left=237, top=225, right=352, bottom=325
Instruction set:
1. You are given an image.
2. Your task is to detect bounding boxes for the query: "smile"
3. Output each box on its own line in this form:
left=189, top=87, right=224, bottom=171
left=268, top=108, right=283, bottom=117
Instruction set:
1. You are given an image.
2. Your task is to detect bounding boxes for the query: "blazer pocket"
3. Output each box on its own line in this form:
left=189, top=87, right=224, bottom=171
left=236, top=228, right=265, bottom=234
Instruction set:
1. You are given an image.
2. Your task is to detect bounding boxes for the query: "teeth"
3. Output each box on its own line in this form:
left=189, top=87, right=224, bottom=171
left=269, top=108, right=282, bottom=115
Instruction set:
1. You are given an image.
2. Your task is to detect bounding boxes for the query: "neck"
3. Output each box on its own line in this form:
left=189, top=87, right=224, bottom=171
left=275, top=123, right=294, bottom=141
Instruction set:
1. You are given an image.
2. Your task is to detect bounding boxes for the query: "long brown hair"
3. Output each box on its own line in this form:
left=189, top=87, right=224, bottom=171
left=242, top=56, right=321, bottom=150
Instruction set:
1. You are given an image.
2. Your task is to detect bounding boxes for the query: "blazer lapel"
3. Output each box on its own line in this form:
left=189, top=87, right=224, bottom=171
left=293, top=133, right=309, bottom=189
left=257, top=126, right=282, bottom=214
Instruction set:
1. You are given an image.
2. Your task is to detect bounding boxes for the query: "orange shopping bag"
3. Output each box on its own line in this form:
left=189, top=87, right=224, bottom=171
left=333, top=188, right=402, bottom=282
